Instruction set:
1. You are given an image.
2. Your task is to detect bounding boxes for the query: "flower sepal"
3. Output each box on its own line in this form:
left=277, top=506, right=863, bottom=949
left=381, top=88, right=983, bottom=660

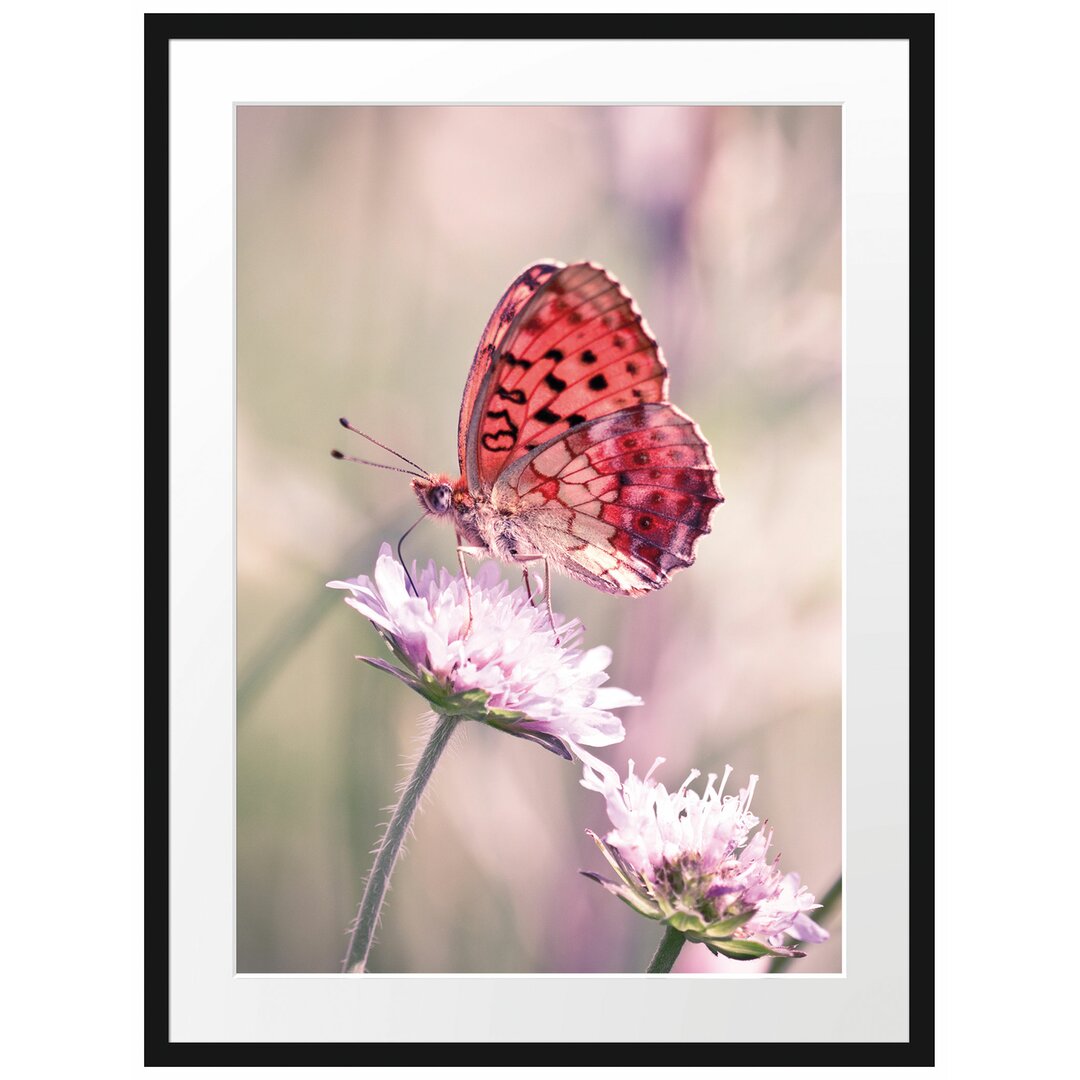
left=657, top=891, right=813, bottom=959
left=664, top=908, right=755, bottom=940
left=668, top=907, right=809, bottom=959
left=580, top=871, right=663, bottom=920
left=586, top=830, right=646, bottom=887
left=654, top=903, right=792, bottom=958
left=702, top=938, right=806, bottom=961
left=479, top=710, right=573, bottom=759
left=361, top=656, right=574, bottom=758
left=361, top=655, right=520, bottom=719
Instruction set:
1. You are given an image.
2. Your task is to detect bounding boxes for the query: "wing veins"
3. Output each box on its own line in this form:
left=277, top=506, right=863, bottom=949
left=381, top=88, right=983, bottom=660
left=498, top=315, right=652, bottom=394
left=527, top=283, right=638, bottom=358
left=515, top=367, right=667, bottom=435
left=563, top=509, right=696, bottom=565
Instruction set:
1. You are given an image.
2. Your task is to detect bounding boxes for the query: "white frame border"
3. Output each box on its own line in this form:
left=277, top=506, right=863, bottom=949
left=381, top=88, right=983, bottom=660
left=170, top=36, right=909, bottom=1043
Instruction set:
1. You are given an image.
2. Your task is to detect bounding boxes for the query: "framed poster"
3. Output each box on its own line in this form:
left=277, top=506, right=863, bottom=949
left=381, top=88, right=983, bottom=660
left=149, top=12, right=933, bottom=1065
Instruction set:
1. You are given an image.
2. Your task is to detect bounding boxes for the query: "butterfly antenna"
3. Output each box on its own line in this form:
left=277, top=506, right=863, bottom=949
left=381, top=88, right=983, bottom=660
left=338, top=418, right=430, bottom=477
left=396, top=511, right=428, bottom=597
left=329, top=449, right=425, bottom=479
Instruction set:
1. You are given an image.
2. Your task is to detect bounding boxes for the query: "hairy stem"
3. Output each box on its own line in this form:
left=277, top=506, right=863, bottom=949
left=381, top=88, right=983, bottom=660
left=646, top=924, right=686, bottom=974
left=341, top=712, right=459, bottom=973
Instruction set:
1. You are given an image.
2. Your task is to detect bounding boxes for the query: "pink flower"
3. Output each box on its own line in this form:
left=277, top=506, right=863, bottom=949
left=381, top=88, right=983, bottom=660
left=578, top=749, right=829, bottom=959
left=328, top=545, right=640, bottom=758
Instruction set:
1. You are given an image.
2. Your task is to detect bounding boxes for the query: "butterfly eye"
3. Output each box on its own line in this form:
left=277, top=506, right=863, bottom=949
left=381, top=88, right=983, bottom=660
left=428, top=484, right=452, bottom=514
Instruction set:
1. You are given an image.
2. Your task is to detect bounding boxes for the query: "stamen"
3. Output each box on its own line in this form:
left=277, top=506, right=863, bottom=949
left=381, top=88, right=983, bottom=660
left=716, top=764, right=734, bottom=800
left=678, top=768, right=701, bottom=794
left=741, top=773, right=759, bottom=815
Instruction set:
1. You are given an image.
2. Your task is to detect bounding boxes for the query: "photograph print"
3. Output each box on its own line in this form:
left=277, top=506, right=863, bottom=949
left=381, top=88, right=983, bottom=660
left=235, top=104, right=842, bottom=975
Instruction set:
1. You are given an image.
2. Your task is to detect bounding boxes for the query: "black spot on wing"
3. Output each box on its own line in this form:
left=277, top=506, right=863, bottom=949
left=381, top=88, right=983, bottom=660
left=481, top=409, right=519, bottom=453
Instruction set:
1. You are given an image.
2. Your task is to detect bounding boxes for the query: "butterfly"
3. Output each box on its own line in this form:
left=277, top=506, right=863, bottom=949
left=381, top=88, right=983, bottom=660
left=339, top=260, right=722, bottom=609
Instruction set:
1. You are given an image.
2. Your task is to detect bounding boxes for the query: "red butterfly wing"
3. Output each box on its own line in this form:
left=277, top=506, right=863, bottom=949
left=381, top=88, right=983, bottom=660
left=457, top=261, right=564, bottom=484
left=461, top=262, right=668, bottom=493
left=495, top=403, right=723, bottom=594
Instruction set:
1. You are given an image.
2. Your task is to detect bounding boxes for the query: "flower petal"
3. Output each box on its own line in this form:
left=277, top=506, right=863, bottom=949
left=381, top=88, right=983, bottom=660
left=330, top=548, right=638, bottom=757
left=789, top=911, right=830, bottom=943
left=592, top=687, right=644, bottom=710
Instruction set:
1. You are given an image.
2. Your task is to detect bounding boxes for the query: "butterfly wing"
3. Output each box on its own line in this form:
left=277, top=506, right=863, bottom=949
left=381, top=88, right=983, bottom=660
left=460, top=262, right=670, bottom=494
left=492, top=402, right=723, bottom=595
left=457, top=260, right=565, bottom=484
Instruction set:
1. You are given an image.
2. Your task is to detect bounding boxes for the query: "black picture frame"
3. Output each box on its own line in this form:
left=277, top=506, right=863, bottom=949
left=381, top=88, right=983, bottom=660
left=146, top=12, right=934, bottom=1067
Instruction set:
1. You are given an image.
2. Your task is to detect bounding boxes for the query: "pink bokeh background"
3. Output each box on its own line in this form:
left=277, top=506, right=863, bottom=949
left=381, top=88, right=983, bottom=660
left=237, top=105, right=841, bottom=973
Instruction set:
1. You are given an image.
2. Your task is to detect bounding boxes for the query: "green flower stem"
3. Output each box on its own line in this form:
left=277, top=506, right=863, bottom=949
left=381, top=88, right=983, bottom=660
left=646, top=924, right=687, bottom=973
left=342, top=711, right=459, bottom=973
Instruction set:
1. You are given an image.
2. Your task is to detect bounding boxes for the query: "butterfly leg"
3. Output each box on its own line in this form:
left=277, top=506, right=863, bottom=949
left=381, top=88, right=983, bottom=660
left=542, top=557, right=559, bottom=644
left=512, top=555, right=560, bottom=644
left=456, top=545, right=487, bottom=637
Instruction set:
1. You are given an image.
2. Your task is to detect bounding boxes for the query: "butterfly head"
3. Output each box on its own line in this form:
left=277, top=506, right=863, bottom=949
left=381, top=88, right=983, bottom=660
left=412, top=474, right=455, bottom=517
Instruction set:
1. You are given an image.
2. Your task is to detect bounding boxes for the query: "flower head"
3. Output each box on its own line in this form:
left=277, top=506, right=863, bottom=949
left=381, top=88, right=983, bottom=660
left=327, top=545, right=640, bottom=758
left=579, top=749, right=829, bottom=960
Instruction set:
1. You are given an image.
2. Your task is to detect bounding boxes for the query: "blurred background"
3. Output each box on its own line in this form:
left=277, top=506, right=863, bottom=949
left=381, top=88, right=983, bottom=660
left=236, top=106, right=841, bottom=974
